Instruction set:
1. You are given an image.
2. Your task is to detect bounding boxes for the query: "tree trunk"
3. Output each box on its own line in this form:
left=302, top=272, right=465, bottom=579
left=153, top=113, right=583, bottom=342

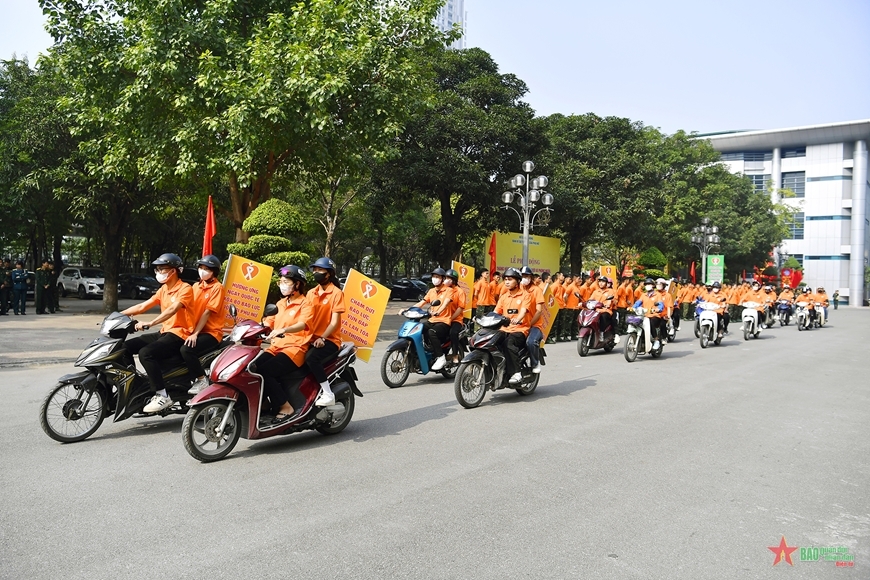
left=376, top=227, right=388, bottom=285
left=99, top=192, right=133, bottom=313
left=569, top=228, right=584, bottom=275
left=436, top=189, right=461, bottom=266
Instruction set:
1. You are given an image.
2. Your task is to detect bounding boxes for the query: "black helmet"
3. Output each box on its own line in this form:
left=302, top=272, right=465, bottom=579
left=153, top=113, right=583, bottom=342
left=503, top=268, right=522, bottom=280
left=196, top=254, right=221, bottom=273
left=310, top=257, right=336, bottom=274
left=519, top=266, right=534, bottom=276
left=445, top=268, right=459, bottom=281
left=712, top=281, right=721, bottom=289
left=598, top=276, right=610, bottom=284
left=431, top=267, right=447, bottom=277
left=152, top=253, right=183, bottom=269
left=644, top=277, right=655, bottom=285
left=279, top=265, right=307, bottom=284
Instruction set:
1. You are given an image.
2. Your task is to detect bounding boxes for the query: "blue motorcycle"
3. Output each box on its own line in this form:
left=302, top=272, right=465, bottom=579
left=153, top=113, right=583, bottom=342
left=380, top=305, right=468, bottom=388
left=776, top=299, right=792, bottom=326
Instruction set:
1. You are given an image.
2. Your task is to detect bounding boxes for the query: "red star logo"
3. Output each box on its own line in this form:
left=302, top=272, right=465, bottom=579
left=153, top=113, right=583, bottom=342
left=768, top=536, right=798, bottom=566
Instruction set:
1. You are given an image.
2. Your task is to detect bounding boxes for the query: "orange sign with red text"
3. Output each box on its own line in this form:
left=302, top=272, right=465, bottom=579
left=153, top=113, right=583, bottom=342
left=339, top=269, right=391, bottom=362
left=221, top=255, right=274, bottom=329
left=451, top=260, right=475, bottom=319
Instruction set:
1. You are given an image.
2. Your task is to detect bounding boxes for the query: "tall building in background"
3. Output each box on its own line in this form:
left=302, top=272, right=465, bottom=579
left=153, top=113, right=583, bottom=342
left=703, top=119, right=870, bottom=306
left=435, top=0, right=465, bottom=49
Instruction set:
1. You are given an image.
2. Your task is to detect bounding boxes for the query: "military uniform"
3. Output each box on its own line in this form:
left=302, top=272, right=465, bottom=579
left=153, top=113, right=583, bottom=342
left=0, top=261, right=12, bottom=315
left=35, top=265, right=52, bottom=314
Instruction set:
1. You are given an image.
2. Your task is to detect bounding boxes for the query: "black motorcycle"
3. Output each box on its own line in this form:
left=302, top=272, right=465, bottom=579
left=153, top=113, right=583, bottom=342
left=453, top=311, right=544, bottom=409
left=39, top=312, right=229, bottom=443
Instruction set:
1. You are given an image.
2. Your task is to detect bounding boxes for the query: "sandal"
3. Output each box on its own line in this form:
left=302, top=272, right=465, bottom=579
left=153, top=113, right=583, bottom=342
left=271, top=409, right=298, bottom=424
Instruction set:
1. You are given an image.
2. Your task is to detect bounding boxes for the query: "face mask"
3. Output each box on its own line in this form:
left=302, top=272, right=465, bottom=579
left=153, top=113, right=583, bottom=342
left=313, top=271, right=328, bottom=285
left=713, top=288, right=720, bottom=293
left=156, top=272, right=170, bottom=283
left=431, top=276, right=442, bottom=286
left=198, top=268, right=213, bottom=281
left=279, top=283, right=293, bottom=296
left=645, top=285, right=653, bottom=292
left=521, top=278, right=531, bottom=286
left=656, top=285, right=665, bottom=291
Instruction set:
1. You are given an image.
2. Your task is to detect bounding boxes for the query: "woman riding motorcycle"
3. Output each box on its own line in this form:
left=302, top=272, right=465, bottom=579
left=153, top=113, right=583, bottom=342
left=184, top=255, right=227, bottom=395
left=588, top=275, right=616, bottom=342
left=635, top=278, right=667, bottom=350
left=305, top=257, right=346, bottom=407
left=444, top=268, right=466, bottom=363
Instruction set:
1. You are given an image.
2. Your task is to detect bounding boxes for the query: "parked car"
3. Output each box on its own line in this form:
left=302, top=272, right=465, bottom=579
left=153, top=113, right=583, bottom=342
left=178, top=267, right=201, bottom=286
left=118, top=273, right=161, bottom=300
left=57, top=267, right=105, bottom=299
left=389, top=278, right=428, bottom=301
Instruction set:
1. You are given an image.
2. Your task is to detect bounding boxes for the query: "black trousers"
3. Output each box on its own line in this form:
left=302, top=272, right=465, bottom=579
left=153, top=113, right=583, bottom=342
left=598, top=311, right=613, bottom=333
left=126, top=332, right=184, bottom=393
left=422, top=321, right=450, bottom=358
left=180, top=333, right=220, bottom=380
left=257, top=351, right=301, bottom=411
left=449, top=321, right=465, bottom=356
left=0, top=287, right=9, bottom=313
left=305, top=340, right=339, bottom=384
left=12, top=289, right=26, bottom=314
left=647, top=317, right=665, bottom=340
left=502, top=331, right=526, bottom=376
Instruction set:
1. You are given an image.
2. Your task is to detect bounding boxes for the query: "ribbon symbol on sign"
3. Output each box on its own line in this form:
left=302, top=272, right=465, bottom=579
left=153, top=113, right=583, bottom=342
left=460, top=266, right=468, bottom=278
left=241, top=263, right=259, bottom=281
left=361, top=280, right=377, bottom=299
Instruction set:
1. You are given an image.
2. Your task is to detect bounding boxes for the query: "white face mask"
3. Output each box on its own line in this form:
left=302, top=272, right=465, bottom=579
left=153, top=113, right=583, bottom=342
left=713, top=287, right=720, bottom=293
left=644, top=284, right=654, bottom=292
left=431, top=276, right=442, bottom=286
left=279, top=283, right=293, bottom=296
left=521, top=278, right=531, bottom=286
left=198, top=268, right=213, bottom=281
left=156, top=272, right=170, bottom=283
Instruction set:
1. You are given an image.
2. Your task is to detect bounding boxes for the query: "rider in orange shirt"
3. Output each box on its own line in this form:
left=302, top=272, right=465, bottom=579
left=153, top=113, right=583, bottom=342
left=409, top=267, right=453, bottom=371
left=494, top=268, right=533, bottom=384
left=183, top=255, right=227, bottom=395
left=445, top=269, right=466, bottom=362
left=520, top=267, right=546, bottom=374
left=589, top=276, right=616, bottom=341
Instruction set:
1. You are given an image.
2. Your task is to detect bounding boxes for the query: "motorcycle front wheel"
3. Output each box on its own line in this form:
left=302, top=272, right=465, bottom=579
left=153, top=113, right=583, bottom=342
left=577, top=334, right=591, bottom=357
left=182, top=402, right=241, bottom=463
left=380, top=349, right=410, bottom=388
left=624, top=334, right=638, bottom=362
left=454, top=362, right=487, bottom=409
left=317, top=393, right=355, bottom=435
left=699, top=327, right=709, bottom=349
left=40, top=382, right=106, bottom=443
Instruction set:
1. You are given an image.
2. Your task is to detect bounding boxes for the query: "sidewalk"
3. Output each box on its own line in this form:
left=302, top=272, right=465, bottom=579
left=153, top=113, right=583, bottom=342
left=0, top=295, right=413, bottom=368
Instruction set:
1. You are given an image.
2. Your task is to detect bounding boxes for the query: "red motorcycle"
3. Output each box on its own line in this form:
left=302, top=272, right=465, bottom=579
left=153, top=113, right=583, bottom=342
left=576, top=299, right=618, bottom=357
left=182, top=306, right=361, bottom=462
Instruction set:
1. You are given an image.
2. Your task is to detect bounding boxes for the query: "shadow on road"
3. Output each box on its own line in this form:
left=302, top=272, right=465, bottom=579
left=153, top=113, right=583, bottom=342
left=487, top=377, right=596, bottom=406
left=93, top=416, right=185, bottom=441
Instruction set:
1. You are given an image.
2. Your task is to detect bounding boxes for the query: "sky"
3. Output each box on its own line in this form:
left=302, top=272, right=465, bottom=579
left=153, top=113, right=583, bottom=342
left=2, top=0, right=868, bottom=135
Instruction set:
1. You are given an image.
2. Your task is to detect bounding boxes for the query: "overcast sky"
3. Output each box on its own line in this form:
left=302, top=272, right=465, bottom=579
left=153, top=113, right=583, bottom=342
left=2, top=0, right=868, bottom=134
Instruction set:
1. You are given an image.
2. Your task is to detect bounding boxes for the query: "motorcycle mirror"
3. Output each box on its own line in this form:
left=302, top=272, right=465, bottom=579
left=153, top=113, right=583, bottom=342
left=431, top=300, right=441, bottom=307
left=263, top=304, right=278, bottom=317
left=228, top=304, right=237, bottom=320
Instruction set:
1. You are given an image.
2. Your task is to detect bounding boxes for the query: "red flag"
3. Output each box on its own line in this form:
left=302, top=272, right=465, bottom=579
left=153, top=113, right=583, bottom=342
left=488, top=233, right=497, bottom=274
left=790, top=269, right=803, bottom=288
left=202, top=195, right=217, bottom=257
left=689, top=261, right=696, bottom=284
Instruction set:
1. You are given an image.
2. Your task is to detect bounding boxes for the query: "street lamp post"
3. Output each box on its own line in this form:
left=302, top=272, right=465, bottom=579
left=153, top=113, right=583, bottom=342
left=501, top=161, right=553, bottom=267
left=691, top=218, right=720, bottom=283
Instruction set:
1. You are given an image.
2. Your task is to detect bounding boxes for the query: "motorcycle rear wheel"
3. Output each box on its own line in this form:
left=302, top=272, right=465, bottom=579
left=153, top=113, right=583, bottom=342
left=441, top=361, right=459, bottom=380
left=454, top=362, right=486, bottom=409
left=182, top=402, right=241, bottom=463
left=699, top=328, right=709, bottom=349
left=380, top=350, right=410, bottom=388
left=515, top=372, right=539, bottom=396
left=40, top=382, right=106, bottom=443
left=578, top=334, right=591, bottom=357
left=624, top=334, right=638, bottom=362
left=744, top=325, right=751, bottom=341
left=317, top=393, right=355, bottom=435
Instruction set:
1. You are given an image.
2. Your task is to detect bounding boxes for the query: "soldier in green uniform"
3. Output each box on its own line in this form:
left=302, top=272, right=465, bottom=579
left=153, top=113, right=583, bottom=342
left=35, top=259, right=52, bottom=314
left=1, top=258, right=12, bottom=315
left=48, top=262, right=60, bottom=312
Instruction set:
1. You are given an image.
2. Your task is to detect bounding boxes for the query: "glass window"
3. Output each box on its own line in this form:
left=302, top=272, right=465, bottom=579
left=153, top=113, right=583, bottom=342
left=782, top=147, right=806, bottom=158
left=747, top=174, right=770, bottom=192
left=782, top=171, right=805, bottom=198
left=786, top=212, right=805, bottom=240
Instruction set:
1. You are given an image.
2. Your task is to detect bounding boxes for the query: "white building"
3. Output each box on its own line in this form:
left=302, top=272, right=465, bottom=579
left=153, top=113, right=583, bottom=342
left=704, top=120, right=869, bottom=306
left=435, top=0, right=465, bottom=49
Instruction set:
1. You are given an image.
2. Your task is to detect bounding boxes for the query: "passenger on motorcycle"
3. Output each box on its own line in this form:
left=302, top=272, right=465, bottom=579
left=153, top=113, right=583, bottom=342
left=814, top=287, right=830, bottom=321
left=708, top=281, right=729, bottom=336
left=798, top=286, right=817, bottom=322
left=635, top=278, right=667, bottom=350
left=444, top=269, right=466, bottom=363
left=306, top=257, right=345, bottom=407
left=520, top=267, right=546, bottom=374
left=654, top=278, right=674, bottom=320
left=184, top=255, right=227, bottom=395
left=120, top=253, right=194, bottom=413
left=261, top=265, right=313, bottom=422
left=494, top=268, right=533, bottom=384
left=409, top=267, right=454, bottom=372
left=589, top=275, right=616, bottom=342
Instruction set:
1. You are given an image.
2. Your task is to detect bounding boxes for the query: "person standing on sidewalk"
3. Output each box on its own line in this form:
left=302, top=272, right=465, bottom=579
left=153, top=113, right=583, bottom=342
left=11, top=261, right=28, bottom=315
left=0, top=259, right=12, bottom=315
left=35, top=259, right=52, bottom=314
left=47, top=263, right=60, bottom=312
left=832, top=290, right=839, bottom=310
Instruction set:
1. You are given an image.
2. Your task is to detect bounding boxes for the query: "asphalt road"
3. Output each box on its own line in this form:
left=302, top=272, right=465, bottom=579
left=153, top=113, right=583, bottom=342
left=1, top=307, right=867, bottom=579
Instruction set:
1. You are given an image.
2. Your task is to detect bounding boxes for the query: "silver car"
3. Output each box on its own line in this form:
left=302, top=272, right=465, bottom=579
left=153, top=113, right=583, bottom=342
left=58, top=267, right=106, bottom=299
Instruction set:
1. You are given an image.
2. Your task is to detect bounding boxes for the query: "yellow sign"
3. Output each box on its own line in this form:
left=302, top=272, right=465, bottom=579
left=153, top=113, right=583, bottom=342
left=485, top=232, right=561, bottom=276
left=540, top=284, right=560, bottom=342
left=600, top=265, right=617, bottom=281
left=340, top=269, right=391, bottom=362
left=221, top=255, right=274, bottom=329
left=451, top=260, right=475, bottom=319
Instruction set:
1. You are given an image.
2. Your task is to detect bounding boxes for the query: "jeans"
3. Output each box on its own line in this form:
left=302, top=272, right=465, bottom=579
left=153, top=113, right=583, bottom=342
left=12, top=289, right=26, bottom=314
left=526, top=327, right=543, bottom=367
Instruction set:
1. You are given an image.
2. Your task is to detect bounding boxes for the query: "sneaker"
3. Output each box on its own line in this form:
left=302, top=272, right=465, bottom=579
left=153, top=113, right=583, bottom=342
left=315, top=391, right=336, bottom=407
left=143, top=395, right=174, bottom=413
left=532, top=363, right=542, bottom=374
left=613, top=334, right=621, bottom=345
left=652, top=340, right=661, bottom=350
left=188, top=376, right=209, bottom=395
left=739, top=325, right=744, bottom=331
left=431, top=355, right=447, bottom=371
left=508, top=372, right=523, bottom=384
left=598, top=332, right=604, bottom=343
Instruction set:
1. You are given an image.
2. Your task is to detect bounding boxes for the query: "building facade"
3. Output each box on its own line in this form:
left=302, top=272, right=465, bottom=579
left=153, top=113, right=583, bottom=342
left=435, top=0, right=465, bottom=49
left=704, top=120, right=869, bottom=306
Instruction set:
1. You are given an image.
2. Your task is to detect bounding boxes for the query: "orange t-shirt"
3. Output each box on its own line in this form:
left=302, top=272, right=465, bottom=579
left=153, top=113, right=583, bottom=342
left=450, top=284, right=466, bottom=323
left=130, top=278, right=194, bottom=339
left=565, top=282, right=580, bottom=309
left=742, top=289, right=768, bottom=311
left=638, top=292, right=665, bottom=318
left=423, top=285, right=454, bottom=324
left=306, top=282, right=346, bottom=348
left=525, top=283, right=546, bottom=330
left=589, top=287, right=615, bottom=314
left=551, top=281, right=566, bottom=308
left=495, top=287, right=533, bottom=335
left=264, top=295, right=313, bottom=366
left=190, top=279, right=226, bottom=341
left=475, top=278, right=493, bottom=307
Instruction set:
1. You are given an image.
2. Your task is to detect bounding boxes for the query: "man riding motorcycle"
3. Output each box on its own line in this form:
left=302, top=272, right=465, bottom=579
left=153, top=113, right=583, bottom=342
left=635, top=277, right=667, bottom=350
left=588, top=275, right=616, bottom=342
left=493, top=268, right=533, bottom=384
left=409, top=267, right=454, bottom=371
left=707, top=281, right=729, bottom=337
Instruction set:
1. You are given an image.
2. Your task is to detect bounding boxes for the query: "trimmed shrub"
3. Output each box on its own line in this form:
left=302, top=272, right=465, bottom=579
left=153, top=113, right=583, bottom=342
left=242, top=199, right=304, bottom=237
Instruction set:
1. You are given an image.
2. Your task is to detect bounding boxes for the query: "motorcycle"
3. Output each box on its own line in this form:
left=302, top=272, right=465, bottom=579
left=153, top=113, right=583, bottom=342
left=815, top=302, right=827, bottom=327
left=576, top=300, right=618, bottom=357
left=741, top=301, right=762, bottom=340
left=623, top=306, right=665, bottom=362
left=697, top=302, right=723, bottom=349
left=182, top=305, right=361, bottom=462
left=762, top=302, right=776, bottom=328
left=453, top=311, right=543, bottom=409
left=39, top=312, right=229, bottom=443
left=795, top=301, right=811, bottom=331
left=380, top=302, right=467, bottom=388
left=776, top=300, right=792, bottom=326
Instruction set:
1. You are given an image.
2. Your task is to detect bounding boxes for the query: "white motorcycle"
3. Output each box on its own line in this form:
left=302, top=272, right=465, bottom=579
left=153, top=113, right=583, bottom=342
left=815, top=302, right=827, bottom=327
left=697, top=302, right=723, bottom=348
left=623, top=306, right=664, bottom=362
left=741, top=301, right=762, bottom=341
left=795, top=301, right=811, bottom=331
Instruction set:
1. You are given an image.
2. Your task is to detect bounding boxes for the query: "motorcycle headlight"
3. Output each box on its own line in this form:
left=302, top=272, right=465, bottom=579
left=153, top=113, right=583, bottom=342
left=230, top=324, right=251, bottom=343
left=75, top=341, right=116, bottom=366
left=216, top=356, right=248, bottom=382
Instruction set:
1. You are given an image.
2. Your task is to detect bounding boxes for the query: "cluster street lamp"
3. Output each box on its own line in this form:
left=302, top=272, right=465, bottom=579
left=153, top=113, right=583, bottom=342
left=691, top=217, right=720, bottom=284
left=501, top=161, right=553, bottom=267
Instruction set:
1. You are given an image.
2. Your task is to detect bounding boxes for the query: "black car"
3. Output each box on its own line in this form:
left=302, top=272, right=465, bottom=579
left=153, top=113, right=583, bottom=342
left=118, top=273, right=161, bottom=299
left=389, top=278, right=428, bottom=301
left=178, top=267, right=201, bottom=286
